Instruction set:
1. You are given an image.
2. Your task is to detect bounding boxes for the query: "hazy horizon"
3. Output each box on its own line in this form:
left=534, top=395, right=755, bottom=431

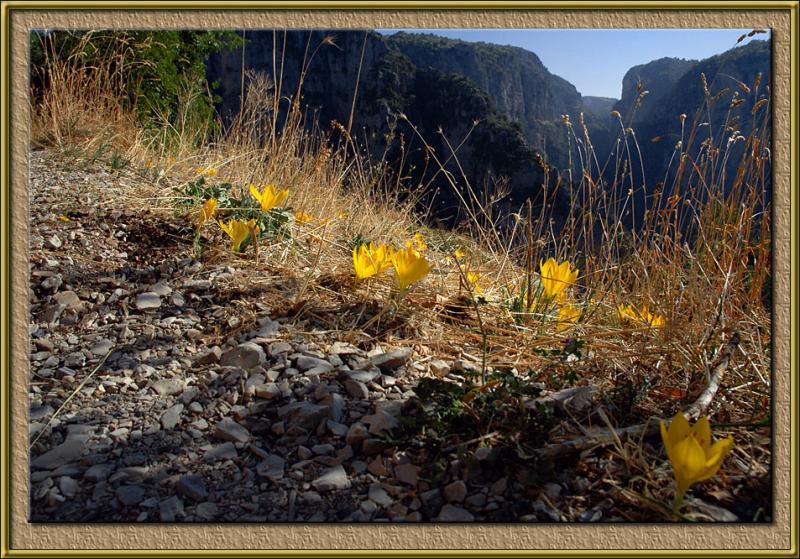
left=377, top=28, right=770, bottom=98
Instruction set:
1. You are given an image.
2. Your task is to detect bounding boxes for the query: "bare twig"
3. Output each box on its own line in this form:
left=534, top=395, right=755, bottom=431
left=534, top=333, right=740, bottom=460
left=30, top=347, right=114, bottom=449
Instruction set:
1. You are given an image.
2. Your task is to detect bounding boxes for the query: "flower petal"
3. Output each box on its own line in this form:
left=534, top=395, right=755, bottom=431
left=696, top=435, right=734, bottom=482
left=667, top=413, right=691, bottom=448
left=690, top=416, right=712, bottom=451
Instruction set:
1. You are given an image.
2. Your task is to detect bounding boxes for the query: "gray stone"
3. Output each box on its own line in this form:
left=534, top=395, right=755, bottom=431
left=151, top=378, right=185, bottom=397
left=116, top=485, right=146, bottom=507
left=280, top=402, right=330, bottom=431
left=344, top=379, right=369, bottom=400
left=159, top=496, right=184, bottom=521
left=213, top=417, right=250, bottom=443
left=347, top=370, right=380, bottom=384
left=368, top=484, right=393, bottom=507
left=311, top=465, right=350, bottom=492
left=330, top=341, right=361, bottom=355
left=29, top=404, right=54, bottom=421
left=267, top=341, right=293, bottom=356
left=256, top=454, right=285, bottom=481
left=84, top=463, right=115, bottom=482
left=429, top=359, right=451, bottom=376
left=176, top=474, right=207, bottom=502
left=435, top=504, right=475, bottom=522
left=204, top=442, right=238, bottom=463
left=135, top=292, right=161, bottom=310
left=296, top=355, right=332, bottom=372
left=160, top=403, right=183, bottom=430
left=311, top=443, right=335, bottom=456
left=150, top=282, right=172, bottom=297
left=321, top=392, right=345, bottom=423
left=394, top=463, right=419, bottom=486
left=58, top=476, right=80, bottom=498
left=44, top=235, right=63, bottom=249
left=345, top=422, right=368, bottom=448
left=219, top=342, right=266, bottom=370
left=370, top=349, right=412, bottom=371
left=195, top=502, right=218, bottom=520
left=170, top=292, right=185, bottom=307
left=194, top=347, right=222, bottom=366
left=444, top=480, right=467, bottom=503
left=254, top=383, right=281, bottom=400
left=364, top=411, right=400, bottom=435
left=90, top=339, right=113, bottom=356
left=31, top=434, right=88, bottom=470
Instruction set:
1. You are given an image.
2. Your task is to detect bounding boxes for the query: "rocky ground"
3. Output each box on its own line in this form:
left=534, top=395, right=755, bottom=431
left=26, top=151, right=542, bottom=523
left=27, top=150, right=767, bottom=524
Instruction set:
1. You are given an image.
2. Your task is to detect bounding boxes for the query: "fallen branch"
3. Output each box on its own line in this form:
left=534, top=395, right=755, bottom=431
left=683, top=332, right=740, bottom=420
left=534, top=333, right=741, bottom=461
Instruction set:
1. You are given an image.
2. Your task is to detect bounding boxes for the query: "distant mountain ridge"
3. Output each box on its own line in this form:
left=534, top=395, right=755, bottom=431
left=206, top=32, right=770, bottom=229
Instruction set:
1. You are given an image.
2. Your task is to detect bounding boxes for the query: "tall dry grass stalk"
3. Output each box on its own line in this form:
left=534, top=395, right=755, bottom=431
left=31, top=31, right=770, bottom=427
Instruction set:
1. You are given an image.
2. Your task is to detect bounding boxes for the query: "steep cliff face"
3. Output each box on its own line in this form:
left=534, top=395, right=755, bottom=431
left=206, top=32, right=770, bottom=231
left=615, top=57, right=697, bottom=124
left=206, top=30, right=549, bottom=228
left=386, top=32, right=583, bottom=168
left=611, top=40, right=770, bottom=197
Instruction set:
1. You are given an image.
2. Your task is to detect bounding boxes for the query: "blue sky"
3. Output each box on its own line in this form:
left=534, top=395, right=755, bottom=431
left=377, top=29, right=770, bottom=98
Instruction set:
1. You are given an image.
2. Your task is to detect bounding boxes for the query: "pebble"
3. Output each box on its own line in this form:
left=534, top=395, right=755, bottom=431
left=160, top=403, right=183, bottom=430
left=444, top=480, right=467, bottom=503
left=44, top=235, right=63, bottom=249
left=370, top=349, right=412, bottom=371
left=204, top=442, right=238, bottom=463
left=394, top=464, right=419, bottom=486
left=159, top=496, right=184, bottom=521
left=435, top=504, right=475, bottom=522
left=176, top=474, right=208, bottom=502
left=296, top=355, right=333, bottom=372
left=116, top=485, right=146, bottom=506
left=368, top=484, right=393, bottom=507
left=135, top=292, right=161, bottom=310
left=219, top=342, right=266, bottom=370
left=344, top=379, right=369, bottom=400
left=213, top=418, right=250, bottom=443
left=31, top=434, right=89, bottom=470
left=311, top=465, right=351, bottom=492
left=195, top=502, right=218, bottom=520
left=58, top=476, right=80, bottom=498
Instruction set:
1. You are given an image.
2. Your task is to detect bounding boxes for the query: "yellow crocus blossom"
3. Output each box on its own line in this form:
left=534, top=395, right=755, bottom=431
left=391, top=246, right=432, bottom=292
left=219, top=218, right=259, bottom=253
left=660, top=413, right=734, bottom=510
left=539, top=257, right=579, bottom=301
left=250, top=183, right=289, bottom=212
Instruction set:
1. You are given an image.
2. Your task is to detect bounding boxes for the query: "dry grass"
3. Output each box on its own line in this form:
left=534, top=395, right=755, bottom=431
left=31, top=31, right=772, bottom=520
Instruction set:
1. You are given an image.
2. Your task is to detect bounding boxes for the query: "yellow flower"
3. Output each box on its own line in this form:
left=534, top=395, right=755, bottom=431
left=415, top=233, right=427, bottom=251
left=466, top=270, right=483, bottom=295
left=353, top=242, right=393, bottom=281
left=454, top=247, right=466, bottom=260
left=196, top=166, right=218, bottom=177
left=539, top=257, right=578, bottom=301
left=557, top=304, right=581, bottom=332
left=391, top=246, right=432, bottom=292
left=250, top=183, right=289, bottom=212
left=294, top=211, right=314, bottom=224
left=618, top=303, right=666, bottom=328
left=660, top=413, right=734, bottom=509
left=194, top=197, right=217, bottom=229
left=219, top=218, right=259, bottom=253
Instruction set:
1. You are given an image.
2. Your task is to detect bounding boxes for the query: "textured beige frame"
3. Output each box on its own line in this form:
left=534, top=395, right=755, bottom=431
left=1, top=1, right=796, bottom=556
